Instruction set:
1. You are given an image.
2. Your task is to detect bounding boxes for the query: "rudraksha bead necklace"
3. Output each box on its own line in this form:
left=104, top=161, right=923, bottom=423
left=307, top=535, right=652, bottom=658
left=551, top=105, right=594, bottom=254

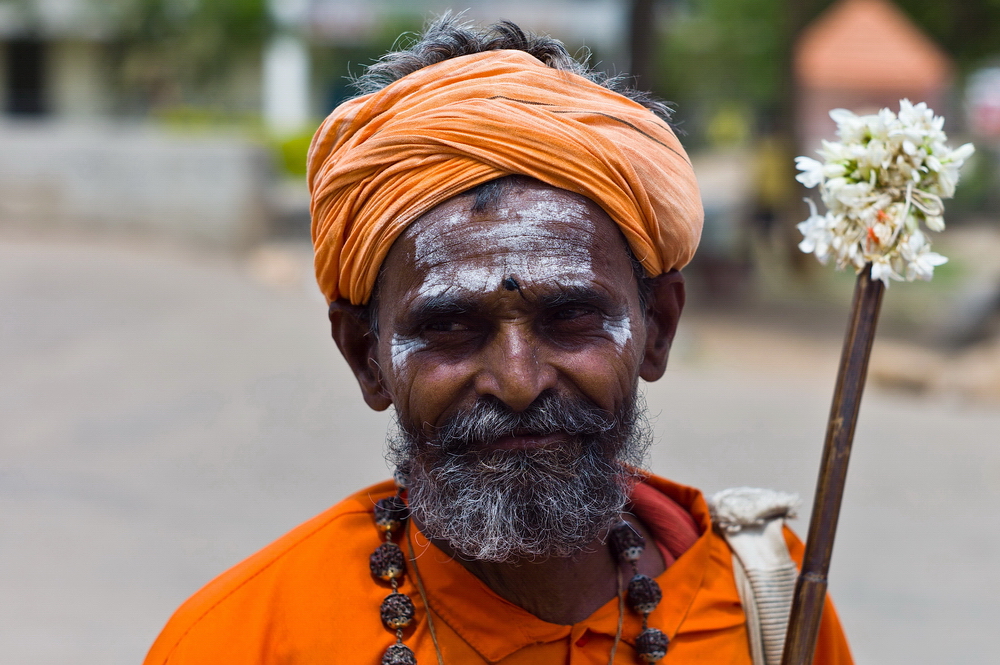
left=371, top=486, right=669, bottom=664
left=608, top=521, right=670, bottom=663
left=370, top=491, right=416, bottom=665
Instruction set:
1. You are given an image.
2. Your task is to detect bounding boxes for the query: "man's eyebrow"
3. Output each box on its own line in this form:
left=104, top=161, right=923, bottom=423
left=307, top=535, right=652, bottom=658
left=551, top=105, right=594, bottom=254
left=405, top=293, right=481, bottom=322
left=403, top=285, right=624, bottom=324
left=537, top=285, right=621, bottom=312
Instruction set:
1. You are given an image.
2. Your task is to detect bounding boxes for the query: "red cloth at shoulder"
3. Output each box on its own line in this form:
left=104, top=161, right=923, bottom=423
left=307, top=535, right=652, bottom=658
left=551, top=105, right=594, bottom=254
left=630, top=480, right=702, bottom=567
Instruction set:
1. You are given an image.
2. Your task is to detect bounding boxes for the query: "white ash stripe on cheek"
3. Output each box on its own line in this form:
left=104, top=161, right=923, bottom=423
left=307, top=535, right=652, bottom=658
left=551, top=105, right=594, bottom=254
left=390, top=334, right=426, bottom=371
left=603, top=316, right=632, bottom=350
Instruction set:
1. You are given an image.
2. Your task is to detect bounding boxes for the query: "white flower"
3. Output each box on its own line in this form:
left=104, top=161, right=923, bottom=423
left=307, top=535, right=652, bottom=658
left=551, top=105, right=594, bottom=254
left=870, top=256, right=899, bottom=284
left=950, top=142, right=976, bottom=163
left=830, top=108, right=865, bottom=142
left=797, top=199, right=835, bottom=263
left=870, top=221, right=892, bottom=246
left=795, top=156, right=825, bottom=188
left=830, top=180, right=872, bottom=209
left=794, top=99, right=972, bottom=284
left=934, top=142, right=976, bottom=198
left=925, top=215, right=945, bottom=232
left=857, top=139, right=890, bottom=171
left=935, top=167, right=958, bottom=198
left=898, top=230, right=948, bottom=281
left=897, top=99, right=933, bottom=129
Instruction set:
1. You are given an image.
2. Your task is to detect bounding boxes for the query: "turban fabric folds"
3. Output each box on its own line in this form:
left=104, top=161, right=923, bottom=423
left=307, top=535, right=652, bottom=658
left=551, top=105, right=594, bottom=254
left=308, top=49, right=703, bottom=305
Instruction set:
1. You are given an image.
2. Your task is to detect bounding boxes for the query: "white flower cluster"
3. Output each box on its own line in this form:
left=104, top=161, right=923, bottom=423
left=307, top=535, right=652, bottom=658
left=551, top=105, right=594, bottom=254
left=795, top=100, right=974, bottom=285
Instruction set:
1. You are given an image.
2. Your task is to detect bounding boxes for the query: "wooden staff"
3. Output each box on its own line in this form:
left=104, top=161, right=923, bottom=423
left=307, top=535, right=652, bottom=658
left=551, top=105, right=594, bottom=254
left=780, top=264, right=885, bottom=665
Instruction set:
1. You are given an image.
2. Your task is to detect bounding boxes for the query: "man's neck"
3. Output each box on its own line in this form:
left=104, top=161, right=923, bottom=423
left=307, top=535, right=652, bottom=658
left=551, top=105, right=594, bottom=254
left=428, top=514, right=665, bottom=625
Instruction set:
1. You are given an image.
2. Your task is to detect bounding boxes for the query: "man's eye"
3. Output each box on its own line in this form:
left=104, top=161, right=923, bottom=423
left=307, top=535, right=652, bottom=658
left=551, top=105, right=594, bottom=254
left=552, top=306, right=597, bottom=321
left=424, top=319, right=469, bottom=333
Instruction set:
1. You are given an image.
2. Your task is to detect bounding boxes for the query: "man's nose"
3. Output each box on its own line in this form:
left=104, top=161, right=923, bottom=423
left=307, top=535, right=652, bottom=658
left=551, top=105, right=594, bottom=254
left=473, top=323, right=557, bottom=412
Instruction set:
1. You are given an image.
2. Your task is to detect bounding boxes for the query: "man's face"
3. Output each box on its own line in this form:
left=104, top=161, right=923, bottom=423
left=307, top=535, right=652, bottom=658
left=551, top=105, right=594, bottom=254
left=352, top=181, right=670, bottom=561
left=329, top=180, right=683, bottom=561
left=373, top=181, right=648, bottom=439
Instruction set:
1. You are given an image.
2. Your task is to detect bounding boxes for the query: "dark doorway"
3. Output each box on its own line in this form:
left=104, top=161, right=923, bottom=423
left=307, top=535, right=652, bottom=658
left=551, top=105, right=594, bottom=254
left=6, top=38, right=48, bottom=116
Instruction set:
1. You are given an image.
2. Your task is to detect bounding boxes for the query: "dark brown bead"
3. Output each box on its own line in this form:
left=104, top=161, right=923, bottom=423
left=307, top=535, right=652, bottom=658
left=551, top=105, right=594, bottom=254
left=608, top=522, right=645, bottom=563
left=381, top=642, right=416, bottom=665
left=635, top=627, right=669, bottom=663
left=374, top=496, right=409, bottom=534
left=370, top=542, right=406, bottom=582
left=380, top=592, right=416, bottom=629
left=627, top=574, right=662, bottom=614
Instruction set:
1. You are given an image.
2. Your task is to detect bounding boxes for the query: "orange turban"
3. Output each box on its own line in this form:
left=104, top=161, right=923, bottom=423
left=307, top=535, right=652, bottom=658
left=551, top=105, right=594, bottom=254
left=308, top=49, right=703, bottom=305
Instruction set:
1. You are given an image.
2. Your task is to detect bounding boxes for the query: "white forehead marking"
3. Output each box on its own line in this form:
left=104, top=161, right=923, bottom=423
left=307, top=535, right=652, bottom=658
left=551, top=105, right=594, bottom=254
left=411, top=195, right=597, bottom=298
left=396, top=194, right=634, bottom=360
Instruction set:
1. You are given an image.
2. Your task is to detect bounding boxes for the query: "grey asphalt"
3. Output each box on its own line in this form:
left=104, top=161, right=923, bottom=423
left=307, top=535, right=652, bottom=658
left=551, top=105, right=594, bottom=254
left=2, top=235, right=998, bottom=664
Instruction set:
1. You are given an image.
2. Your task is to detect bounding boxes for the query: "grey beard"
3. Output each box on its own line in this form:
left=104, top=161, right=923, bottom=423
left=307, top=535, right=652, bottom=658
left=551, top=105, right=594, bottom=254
left=386, top=391, right=651, bottom=563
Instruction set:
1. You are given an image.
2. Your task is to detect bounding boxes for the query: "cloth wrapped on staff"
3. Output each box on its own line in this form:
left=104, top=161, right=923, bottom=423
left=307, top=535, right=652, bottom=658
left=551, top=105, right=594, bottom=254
left=307, top=49, right=704, bottom=305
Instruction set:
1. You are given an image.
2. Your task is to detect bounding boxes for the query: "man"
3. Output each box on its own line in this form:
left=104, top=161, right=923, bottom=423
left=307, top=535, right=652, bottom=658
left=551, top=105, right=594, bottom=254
left=145, top=18, right=852, bottom=665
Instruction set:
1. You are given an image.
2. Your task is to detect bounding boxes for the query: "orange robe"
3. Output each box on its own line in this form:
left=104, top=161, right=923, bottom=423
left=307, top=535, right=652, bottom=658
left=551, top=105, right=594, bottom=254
left=145, top=476, right=852, bottom=664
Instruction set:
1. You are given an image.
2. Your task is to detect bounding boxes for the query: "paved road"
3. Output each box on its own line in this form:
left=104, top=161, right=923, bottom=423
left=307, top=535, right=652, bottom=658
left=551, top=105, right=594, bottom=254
left=2, top=235, right=998, bottom=664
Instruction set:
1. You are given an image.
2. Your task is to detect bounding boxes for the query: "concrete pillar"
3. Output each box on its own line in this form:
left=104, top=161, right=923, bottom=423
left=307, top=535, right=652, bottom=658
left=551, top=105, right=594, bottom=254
left=263, top=34, right=311, bottom=135
left=51, top=40, right=106, bottom=118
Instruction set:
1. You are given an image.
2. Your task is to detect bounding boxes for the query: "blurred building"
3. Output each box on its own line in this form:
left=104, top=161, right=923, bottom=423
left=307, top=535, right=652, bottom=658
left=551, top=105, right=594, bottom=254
left=794, top=0, right=953, bottom=151
left=306, top=0, right=626, bottom=48
left=0, top=1, right=273, bottom=249
left=0, top=0, right=112, bottom=119
left=0, top=0, right=629, bottom=125
left=0, top=0, right=632, bottom=247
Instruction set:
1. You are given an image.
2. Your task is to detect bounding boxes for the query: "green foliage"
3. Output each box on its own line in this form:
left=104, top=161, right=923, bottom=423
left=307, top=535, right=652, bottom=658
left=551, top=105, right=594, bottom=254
left=659, top=0, right=799, bottom=105
left=893, top=0, right=1000, bottom=70
left=152, top=104, right=263, bottom=131
left=273, top=131, right=314, bottom=177
left=106, top=0, right=272, bottom=112
left=657, top=0, right=1000, bottom=142
left=116, top=0, right=270, bottom=48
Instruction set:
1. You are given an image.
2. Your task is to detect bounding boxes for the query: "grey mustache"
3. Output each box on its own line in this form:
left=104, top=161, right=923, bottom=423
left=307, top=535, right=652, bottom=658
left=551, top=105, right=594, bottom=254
left=431, top=393, right=618, bottom=451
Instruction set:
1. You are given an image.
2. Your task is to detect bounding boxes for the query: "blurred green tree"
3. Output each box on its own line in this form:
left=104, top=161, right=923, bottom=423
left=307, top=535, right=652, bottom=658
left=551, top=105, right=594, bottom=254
left=104, top=0, right=272, bottom=115
left=656, top=0, right=1000, bottom=141
left=655, top=0, right=828, bottom=141
left=898, top=0, right=1000, bottom=72
left=650, top=0, right=1000, bottom=250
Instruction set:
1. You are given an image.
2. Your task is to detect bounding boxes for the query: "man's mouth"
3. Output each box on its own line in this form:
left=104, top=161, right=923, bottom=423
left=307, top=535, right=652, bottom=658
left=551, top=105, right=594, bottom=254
left=489, top=431, right=568, bottom=450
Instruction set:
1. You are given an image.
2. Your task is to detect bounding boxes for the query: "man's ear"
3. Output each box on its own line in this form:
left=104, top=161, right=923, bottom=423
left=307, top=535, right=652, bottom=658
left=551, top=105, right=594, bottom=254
left=639, top=270, right=685, bottom=382
left=328, top=300, right=393, bottom=411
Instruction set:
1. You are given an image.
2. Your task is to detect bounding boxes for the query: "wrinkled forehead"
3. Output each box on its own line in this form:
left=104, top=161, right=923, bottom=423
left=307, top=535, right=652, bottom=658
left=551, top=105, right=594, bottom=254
left=393, top=183, right=632, bottom=284
left=370, top=182, right=642, bottom=311
left=411, top=194, right=596, bottom=266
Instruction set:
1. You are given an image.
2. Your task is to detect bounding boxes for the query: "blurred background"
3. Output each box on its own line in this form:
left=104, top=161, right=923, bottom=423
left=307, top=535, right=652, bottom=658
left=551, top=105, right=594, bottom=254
left=2, top=0, right=999, bottom=663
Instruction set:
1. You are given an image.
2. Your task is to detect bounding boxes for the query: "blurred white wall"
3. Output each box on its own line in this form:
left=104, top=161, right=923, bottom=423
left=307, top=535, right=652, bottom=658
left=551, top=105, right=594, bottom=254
left=0, top=123, right=273, bottom=249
